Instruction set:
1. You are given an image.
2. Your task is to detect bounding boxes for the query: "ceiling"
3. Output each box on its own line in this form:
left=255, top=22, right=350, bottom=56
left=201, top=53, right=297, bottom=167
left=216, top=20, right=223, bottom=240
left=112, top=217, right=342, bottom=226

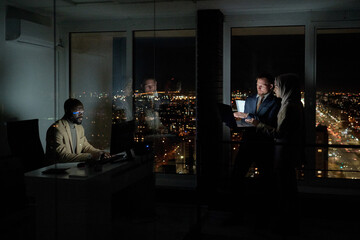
left=5, top=0, right=360, bottom=22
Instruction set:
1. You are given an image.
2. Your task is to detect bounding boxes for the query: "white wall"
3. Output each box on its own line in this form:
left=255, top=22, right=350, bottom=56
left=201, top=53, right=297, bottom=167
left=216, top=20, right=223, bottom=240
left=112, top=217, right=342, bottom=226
left=0, top=2, right=55, bottom=157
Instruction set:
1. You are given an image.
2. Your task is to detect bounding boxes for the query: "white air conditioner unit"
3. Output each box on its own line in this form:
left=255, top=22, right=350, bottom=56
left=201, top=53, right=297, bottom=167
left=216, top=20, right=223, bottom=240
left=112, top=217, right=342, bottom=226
left=6, top=18, right=54, bottom=48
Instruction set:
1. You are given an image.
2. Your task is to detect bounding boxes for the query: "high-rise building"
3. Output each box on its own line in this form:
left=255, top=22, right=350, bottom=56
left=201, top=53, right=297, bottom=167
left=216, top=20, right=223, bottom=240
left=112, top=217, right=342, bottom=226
left=316, top=125, right=329, bottom=178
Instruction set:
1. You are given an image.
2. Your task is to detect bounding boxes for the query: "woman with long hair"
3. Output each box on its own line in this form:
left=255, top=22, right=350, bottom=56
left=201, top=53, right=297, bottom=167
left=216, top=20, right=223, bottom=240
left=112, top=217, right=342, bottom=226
left=246, top=73, right=305, bottom=234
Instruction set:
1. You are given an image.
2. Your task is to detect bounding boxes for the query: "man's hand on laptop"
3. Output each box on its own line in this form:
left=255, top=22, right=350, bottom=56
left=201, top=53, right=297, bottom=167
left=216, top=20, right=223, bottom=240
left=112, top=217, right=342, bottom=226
left=233, top=112, right=248, bottom=119
left=245, top=118, right=259, bottom=126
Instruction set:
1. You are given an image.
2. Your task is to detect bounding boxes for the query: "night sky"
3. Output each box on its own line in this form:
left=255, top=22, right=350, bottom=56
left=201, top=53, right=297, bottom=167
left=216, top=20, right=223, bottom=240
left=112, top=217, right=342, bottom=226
left=231, top=34, right=305, bottom=93
left=134, top=37, right=196, bottom=92
left=231, top=32, right=360, bottom=93
left=317, top=33, right=360, bottom=92
left=133, top=32, right=360, bottom=94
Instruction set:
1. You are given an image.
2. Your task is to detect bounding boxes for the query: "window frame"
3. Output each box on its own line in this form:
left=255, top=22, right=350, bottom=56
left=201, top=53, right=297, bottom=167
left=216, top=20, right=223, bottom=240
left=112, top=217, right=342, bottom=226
left=224, top=13, right=360, bottom=191
left=65, top=26, right=198, bottom=188
left=312, top=22, right=360, bottom=186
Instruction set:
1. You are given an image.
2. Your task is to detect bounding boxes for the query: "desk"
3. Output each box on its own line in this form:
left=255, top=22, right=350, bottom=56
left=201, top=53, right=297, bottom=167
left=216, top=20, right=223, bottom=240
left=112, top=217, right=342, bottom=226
left=25, top=155, right=153, bottom=240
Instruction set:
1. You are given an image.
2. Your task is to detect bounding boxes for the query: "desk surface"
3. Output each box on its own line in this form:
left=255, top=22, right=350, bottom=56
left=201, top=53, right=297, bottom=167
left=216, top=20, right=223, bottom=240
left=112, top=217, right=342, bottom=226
left=24, top=155, right=154, bottom=240
left=25, top=161, right=130, bottom=180
left=24, top=153, right=152, bottom=181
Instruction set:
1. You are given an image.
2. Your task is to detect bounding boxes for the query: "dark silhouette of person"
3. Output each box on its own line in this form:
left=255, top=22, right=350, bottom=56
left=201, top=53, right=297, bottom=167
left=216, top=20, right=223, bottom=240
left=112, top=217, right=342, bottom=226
left=246, top=73, right=305, bottom=235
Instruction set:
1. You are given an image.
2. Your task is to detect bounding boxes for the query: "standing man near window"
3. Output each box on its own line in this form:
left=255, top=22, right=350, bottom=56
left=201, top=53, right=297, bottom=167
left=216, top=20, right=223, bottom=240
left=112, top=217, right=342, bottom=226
left=230, top=73, right=280, bottom=225
left=140, top=77, right=168, bottom=134
left=234, top=73, right=279, bottom=128
left=45, top=98, right=110, bottom=164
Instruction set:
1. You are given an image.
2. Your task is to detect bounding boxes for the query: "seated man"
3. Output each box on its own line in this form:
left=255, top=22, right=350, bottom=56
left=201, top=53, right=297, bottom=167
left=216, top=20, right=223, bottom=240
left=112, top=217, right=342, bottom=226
left=45, top=98, right=110, bottom=164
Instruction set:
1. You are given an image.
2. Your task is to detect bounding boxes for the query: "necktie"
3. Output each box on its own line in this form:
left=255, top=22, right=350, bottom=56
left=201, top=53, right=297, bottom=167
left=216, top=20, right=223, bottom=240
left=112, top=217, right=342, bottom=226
left=256, top=96, right=263, bottom=112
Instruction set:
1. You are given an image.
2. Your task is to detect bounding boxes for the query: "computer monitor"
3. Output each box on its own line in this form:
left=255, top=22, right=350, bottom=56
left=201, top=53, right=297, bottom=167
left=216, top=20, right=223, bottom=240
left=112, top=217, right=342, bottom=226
left=110, top=120, right=152, bottom=157
left=110, top=120, right=135, bottom=155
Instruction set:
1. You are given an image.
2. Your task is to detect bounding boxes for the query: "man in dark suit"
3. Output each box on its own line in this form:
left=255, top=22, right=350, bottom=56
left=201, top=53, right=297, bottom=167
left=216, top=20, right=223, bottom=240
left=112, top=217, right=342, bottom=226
left=234, top=73, right=279, bottom=128
left=229, top=73, right=280, bottom=226
left=232, top=73, right=280, bottom=187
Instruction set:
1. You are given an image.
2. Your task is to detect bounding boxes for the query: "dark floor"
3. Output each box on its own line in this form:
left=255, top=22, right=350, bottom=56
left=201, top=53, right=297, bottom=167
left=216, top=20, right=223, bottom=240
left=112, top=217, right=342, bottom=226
left=113, top=181, right=360, bottom=240
left=2, top=181, right=360, bottom=240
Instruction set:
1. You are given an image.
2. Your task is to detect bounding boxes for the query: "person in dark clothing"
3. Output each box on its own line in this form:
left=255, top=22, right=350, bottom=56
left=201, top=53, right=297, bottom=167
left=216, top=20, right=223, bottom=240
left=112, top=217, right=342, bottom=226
left=227, top=74, right=280, bottom=227
left=233, top=74, right=280, bottom=188
left=246, top=73, right=305, bottom=235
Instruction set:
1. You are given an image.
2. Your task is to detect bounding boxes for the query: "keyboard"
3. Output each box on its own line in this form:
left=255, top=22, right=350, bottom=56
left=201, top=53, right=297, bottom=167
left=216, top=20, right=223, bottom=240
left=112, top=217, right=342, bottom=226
left=99, top=152, right=128, bottom=164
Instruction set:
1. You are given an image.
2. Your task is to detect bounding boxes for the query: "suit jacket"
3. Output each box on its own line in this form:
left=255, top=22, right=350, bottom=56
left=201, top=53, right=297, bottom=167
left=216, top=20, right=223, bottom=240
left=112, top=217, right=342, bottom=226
left=244, top=93, right=280, bottom=128
left=45, top=118, right=101, bottom=163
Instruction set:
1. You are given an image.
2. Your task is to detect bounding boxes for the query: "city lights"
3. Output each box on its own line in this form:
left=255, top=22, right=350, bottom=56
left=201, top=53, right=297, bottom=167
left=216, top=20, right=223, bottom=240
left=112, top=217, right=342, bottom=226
left=230, top=90, right=360, bottom=179
left=316, top=91, right=360, bottom=179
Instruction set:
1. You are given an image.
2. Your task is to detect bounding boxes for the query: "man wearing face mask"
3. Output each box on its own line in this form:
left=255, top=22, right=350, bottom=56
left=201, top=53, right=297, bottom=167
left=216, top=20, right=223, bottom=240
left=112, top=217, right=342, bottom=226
left=45, top=98, right=110, bottom=164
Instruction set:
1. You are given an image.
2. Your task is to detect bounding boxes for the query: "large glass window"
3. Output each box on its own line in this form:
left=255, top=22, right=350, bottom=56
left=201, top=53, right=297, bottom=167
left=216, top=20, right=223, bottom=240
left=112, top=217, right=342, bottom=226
left=134, top=30, right=196, bottom=174
left=231, top=26, right=305, bottom=177
left=70, top=32, right=127, bottom=151
left=316, top=28, right=360, bottom=179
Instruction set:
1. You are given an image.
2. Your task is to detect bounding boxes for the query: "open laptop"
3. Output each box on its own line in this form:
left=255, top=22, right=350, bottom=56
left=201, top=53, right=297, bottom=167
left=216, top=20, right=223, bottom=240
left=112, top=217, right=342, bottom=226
left=217, top=103, right=253, bottom=128
left=235, top=100, right=245, bottom=113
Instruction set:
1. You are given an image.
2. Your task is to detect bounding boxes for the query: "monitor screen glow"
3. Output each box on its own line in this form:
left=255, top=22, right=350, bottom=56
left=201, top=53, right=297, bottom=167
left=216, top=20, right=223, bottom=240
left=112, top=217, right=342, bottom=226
left=235, top=100, right=245, bottom=112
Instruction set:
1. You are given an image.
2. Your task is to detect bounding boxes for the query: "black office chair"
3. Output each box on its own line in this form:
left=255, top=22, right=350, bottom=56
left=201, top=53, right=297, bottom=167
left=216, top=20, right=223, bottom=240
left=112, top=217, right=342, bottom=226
left=7, top=119, right=45, bottom=172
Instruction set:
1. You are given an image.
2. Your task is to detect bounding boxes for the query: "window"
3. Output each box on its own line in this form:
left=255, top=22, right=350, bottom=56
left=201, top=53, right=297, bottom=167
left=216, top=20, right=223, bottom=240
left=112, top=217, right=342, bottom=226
left=231, top=26, right=305, bottom=177
left=70, top=32, right=127, bottom=151
left=316, top=28, right=360, bottom=179
left=134, top=30, right=196, bottom=174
